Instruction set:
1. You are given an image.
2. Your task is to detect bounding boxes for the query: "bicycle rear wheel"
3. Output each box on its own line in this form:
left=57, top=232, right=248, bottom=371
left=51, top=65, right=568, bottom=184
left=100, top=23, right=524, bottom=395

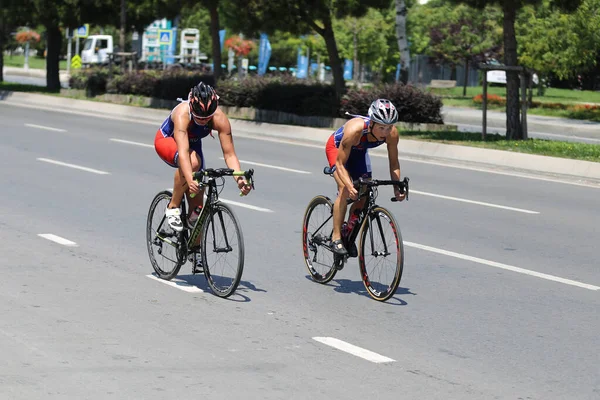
left=302, top=195, right=337, bottom=284
left=201, top=202, right=244, bottom=298
left=358, top=206, right=404, bottom=302
left=146, top=190, right=186, bottom=280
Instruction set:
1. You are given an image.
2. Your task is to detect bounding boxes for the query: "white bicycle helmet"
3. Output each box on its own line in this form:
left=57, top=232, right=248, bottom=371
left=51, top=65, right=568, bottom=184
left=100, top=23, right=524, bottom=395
left=368, top=98, right=398, bottom=125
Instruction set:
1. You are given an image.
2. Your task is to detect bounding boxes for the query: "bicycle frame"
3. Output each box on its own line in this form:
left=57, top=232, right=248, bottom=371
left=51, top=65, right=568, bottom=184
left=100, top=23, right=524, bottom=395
left=186, top=168, right=254, bottom=254
left=341, top=177, right=409, bottom=256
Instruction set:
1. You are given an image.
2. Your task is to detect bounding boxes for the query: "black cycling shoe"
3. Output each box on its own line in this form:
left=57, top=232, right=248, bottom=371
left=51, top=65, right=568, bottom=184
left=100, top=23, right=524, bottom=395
left=331, top=239, right=348, bottom=256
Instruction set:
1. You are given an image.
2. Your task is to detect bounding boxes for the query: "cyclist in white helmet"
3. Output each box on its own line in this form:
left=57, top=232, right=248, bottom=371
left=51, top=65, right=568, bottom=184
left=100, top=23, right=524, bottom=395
left=325, top=98, right=406, bottom=257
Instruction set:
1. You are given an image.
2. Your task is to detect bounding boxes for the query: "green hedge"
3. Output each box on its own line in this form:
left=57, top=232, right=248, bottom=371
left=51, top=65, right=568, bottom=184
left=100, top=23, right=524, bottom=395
left=69, top=69, right=443, bottom=124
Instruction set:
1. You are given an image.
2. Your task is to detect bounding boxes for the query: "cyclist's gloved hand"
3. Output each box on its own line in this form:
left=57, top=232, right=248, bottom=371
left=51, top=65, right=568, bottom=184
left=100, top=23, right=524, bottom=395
left=187, top=178, right=201, bottom=194
left=394, top=187, right=406, bottom=202
left=237, top=177, right=252, bottom=196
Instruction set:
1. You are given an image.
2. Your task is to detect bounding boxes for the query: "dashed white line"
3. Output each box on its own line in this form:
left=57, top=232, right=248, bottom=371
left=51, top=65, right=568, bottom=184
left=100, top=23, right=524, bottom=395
left=110, top=138, right=154, bottom=148
left=411, top=190, right=539, bottom=214
left=25, top=123, right=67, bottom=132
left=405, top=241, right=600, bottom=291
left=219, top=157, right=311, bottom=174
left=312, top=337, right=395, bottom=363
left=146, top=274, right=204, bottom=293
left=220, top=198, right=274, bottom=213
left=37, top=158, right=110, bottom=175
left=38, top=234, right=78, bottom=247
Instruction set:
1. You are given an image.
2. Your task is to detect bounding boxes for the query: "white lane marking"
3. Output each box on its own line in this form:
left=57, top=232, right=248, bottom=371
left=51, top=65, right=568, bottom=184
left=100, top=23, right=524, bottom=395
left=110, top=138, right=153, bottom=148
left=219, top=157, right=311, bottom=174
left=405, top=241, right=600, bottom=291
left=411, top=190, right=539, bottom=214
left=37, top=158, right=110, bottom=175
left=220, top=198, right=274, bottom=213
left=146, top=274, right=204, bottom=293
left=165, top=190, right=272, bottom=212
left=312, top=337, right=395, bottom=363
left=38, top=234, right=78, bottom=247
left=25, top=123, right=67, bottom=132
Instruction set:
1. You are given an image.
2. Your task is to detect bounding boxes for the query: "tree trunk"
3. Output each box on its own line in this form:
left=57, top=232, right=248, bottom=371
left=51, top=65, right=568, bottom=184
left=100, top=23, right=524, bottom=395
left=463, top=59, right=469, bottom=97
left=45, top=24, right=62, bottom=92
left=0, top=18, right=4, bottom=83
left=353, top=21, right=358, bottom=82
left=502, top=2, right=521, bottom=140
left=395, top=0, right=410, bottom=83
left=208, top=1, right=222, bottom=82
left=120, top=0, right=126, bottom=52
left=322, top=17, right=345, bottom=103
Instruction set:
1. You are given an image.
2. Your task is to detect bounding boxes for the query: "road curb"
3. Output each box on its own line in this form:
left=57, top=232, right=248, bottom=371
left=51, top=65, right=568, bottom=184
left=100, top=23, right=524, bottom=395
left=1, top=91, right=599, bottom=181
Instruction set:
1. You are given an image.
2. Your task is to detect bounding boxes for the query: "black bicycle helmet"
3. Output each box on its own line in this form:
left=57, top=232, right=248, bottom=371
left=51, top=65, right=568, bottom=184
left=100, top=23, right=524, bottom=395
left=368, top=98, right=398, bottom=125
left=189, top=82, right=218, bottom=117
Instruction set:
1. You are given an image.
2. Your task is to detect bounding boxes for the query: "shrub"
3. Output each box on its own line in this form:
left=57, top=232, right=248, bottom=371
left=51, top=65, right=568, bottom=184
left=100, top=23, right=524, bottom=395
left=342, top=83, right=444, bottom=124
left=217, top=76, right=338, bottom=117
left=69, top=68, right=112, bottom=96
left=152, top=69, right=215, bottom=100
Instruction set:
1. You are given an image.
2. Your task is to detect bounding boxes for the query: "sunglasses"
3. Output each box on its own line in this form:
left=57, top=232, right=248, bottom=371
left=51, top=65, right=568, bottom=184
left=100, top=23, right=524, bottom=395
left=191, top=110, right=215, bottom=123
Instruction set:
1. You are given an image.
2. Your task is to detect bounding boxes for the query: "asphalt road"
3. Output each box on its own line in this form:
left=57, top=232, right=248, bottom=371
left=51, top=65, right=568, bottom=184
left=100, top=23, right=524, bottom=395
left=0, top=103, right=598, bottom=399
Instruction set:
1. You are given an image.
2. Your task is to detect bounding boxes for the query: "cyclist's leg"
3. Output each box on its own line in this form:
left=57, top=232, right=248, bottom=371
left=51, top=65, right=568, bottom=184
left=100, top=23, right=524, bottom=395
left=155, top=131, right=184, bottom=231
left=326, top=136, right=348, bottom=255
left=185, top=142, right=206, bottom=214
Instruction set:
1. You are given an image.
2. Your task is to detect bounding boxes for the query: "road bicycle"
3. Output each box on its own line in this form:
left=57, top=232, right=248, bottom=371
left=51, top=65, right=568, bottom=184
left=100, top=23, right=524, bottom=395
left=146, top=168, right=255, bottom=298
left=302, top=166, right=409, bottom=302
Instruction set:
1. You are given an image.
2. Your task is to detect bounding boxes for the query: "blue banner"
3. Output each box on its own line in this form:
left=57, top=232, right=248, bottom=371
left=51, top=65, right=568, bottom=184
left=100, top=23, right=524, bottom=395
left=395, top=63, right=401, bottom=82
left=296, top=48, right=308, bottom=79
left=343, top=59, right=353, bottom=80
left=258, top=33, right=272, bottom=76
left=219, top=29, right=226, bottom=51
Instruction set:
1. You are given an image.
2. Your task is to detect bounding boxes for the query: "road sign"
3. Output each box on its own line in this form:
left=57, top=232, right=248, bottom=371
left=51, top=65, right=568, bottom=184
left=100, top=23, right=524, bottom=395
left=75, top=24, right=89, bottom=38
left=158, top=29, right=172, bottom=45
left=71, top=55, right=82, bottom=69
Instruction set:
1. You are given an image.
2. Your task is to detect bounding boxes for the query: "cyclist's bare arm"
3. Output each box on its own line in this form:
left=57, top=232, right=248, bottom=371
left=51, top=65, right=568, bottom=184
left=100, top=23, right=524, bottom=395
left=386, top=127, right=405, bottom=200
left=172, top=104, right=194, bottom=184
left=335, top=118, right=364, bottom=192
left=213, top=109, right=249, bottom=192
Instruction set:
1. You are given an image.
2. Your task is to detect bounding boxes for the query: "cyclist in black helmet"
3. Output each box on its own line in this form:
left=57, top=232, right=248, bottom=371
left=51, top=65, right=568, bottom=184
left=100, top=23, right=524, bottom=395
left=154, top=81, right=252, bottom=232
left=325, top=98, right=406, bottom=256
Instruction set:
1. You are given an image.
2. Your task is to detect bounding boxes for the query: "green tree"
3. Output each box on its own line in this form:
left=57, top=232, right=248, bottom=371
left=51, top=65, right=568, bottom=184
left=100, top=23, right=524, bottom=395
left=449, top=0, right=583, bottom=140
left=421, top=2, right=502, bottom=95
left=334, top=8, right=392, bottom=82
left=517, top=0, right=600, bottom=83
left=225, top=0, right=391, bottom=101
left=0, top=0, right=32, bottom=81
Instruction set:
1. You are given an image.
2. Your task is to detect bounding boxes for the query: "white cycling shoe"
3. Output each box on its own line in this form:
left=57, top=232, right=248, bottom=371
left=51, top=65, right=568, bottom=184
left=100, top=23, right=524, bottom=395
left=165, top=206, right=183, bottom=232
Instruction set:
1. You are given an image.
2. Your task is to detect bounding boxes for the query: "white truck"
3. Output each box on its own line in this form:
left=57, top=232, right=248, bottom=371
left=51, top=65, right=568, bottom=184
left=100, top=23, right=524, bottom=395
left=81, top=35, right=113, bottom=65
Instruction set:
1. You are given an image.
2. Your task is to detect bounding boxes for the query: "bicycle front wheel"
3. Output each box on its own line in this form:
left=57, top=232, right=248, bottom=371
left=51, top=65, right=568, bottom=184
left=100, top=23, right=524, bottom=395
left=146, top=190, right=185, bottom=280
left=358, top=206, right=404, bottom=302
left=201, top=202, right=244, bottom=298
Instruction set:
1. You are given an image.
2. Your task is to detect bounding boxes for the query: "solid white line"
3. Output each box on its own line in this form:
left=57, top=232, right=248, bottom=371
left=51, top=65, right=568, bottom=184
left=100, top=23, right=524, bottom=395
left=38, top=233, right=77, bottom=247
left=312, top=337, right=395, bottom=363
left=110, top=138, right=154, bottom=148
left=219, top=157, right=311, bottom=174
left=411, top=190, right=540, bottom=214
left=146, top=274, right=204, bottom=293
left=37, top=158, right=110, bottom=175
left=405, top=241, right=600, bottom=291
left=25, top=123, right=66, bottom=132
left=220, top=198, right=274, bottom=213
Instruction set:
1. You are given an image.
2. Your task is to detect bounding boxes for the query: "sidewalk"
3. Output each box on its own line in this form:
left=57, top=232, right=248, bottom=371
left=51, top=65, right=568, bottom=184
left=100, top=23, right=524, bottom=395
left=2, top=66, right=70, bottom=80
left=1, top=91, right=599, bottom=183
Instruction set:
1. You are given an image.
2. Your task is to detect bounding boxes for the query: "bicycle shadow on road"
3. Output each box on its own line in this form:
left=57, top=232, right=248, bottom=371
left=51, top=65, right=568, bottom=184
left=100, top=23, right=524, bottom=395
left=305, top=275, right=416, bottom=306
left=175, top=274, right=267, bottom=302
